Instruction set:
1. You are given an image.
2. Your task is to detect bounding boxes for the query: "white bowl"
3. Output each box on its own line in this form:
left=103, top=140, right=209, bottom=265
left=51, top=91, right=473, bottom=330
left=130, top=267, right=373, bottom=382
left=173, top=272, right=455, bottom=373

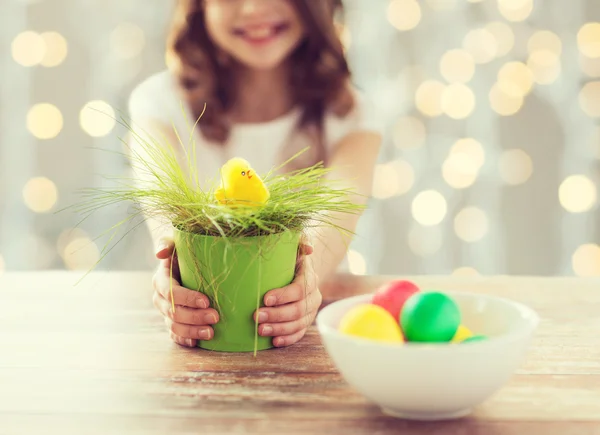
left=316, top=291, right=539, bottom=421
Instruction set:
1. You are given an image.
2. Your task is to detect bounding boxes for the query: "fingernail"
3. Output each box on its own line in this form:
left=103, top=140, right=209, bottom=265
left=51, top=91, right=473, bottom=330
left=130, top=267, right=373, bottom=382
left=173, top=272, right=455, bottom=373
left=156, top=238, right=168, bottom=253
left=265, top=296, right=276, bottom=307
left=261, top=325, right=273, bottom=336
left=186, top=339, right=194, bottom=346
left=204, top=313, right=217, bottom=324
left=273, top=337, right=284, bottom=347
left=258, top=311, right=268, bottom=322
left=199, top=328, right=211, bottom=340
left=197, top=298, right=208, bottom=309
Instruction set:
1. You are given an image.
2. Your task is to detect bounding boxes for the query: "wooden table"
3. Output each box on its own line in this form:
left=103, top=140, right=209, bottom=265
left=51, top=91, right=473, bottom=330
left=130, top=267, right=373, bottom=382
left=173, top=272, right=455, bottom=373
left=1, top=272, right=600, bottom=434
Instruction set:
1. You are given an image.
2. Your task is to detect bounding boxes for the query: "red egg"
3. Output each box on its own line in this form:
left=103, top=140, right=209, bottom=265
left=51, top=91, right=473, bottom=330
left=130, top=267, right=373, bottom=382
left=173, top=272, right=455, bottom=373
left=371, top=280, right=420, bottom=321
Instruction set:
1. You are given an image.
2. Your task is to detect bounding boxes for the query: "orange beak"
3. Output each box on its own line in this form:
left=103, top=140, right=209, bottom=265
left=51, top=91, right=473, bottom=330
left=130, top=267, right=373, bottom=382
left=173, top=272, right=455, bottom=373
left=247, top=169, right=253, bottom=179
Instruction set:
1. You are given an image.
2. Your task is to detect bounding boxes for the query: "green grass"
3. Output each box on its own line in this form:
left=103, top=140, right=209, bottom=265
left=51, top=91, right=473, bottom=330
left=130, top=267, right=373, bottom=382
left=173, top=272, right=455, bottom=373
left=66, top=106, right=365, bottom=261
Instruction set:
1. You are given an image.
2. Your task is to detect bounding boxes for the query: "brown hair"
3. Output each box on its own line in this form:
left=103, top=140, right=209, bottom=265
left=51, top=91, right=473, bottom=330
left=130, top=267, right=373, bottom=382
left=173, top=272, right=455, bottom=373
left=166, top=0, right=354, bottom=168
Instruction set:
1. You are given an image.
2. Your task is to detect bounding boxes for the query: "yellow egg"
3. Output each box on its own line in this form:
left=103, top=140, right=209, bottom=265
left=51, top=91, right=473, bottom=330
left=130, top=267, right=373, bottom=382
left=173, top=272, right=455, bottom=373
left=339, top=304, right=404, bottom=343
left=452, top=324, right=474, bottom=343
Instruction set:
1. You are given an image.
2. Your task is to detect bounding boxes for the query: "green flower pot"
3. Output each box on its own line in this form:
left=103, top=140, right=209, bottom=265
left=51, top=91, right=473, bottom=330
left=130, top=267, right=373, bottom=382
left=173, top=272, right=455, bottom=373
left=174, top=229, right=300, bottom=352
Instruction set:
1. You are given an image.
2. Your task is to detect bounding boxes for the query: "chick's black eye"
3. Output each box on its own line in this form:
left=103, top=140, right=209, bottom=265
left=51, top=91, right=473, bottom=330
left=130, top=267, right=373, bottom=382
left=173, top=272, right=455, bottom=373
left=241, top=171, right=246, bottom=176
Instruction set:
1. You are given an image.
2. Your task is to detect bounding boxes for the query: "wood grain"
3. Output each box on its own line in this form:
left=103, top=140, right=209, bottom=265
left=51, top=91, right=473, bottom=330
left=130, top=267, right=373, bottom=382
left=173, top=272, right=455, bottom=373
left=1, top=271, right=600, bottom=434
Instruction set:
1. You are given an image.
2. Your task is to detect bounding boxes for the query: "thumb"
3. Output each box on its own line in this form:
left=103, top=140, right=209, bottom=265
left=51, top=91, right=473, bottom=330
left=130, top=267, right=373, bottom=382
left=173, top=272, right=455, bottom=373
left=155, top=237, right=175, bottom=260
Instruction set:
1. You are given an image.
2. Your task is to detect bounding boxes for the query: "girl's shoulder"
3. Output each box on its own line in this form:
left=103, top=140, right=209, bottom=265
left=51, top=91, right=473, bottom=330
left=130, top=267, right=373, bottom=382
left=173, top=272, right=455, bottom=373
left=128, top=70, right=186, bottom=124
left=324, top=84, right=385, bottom=147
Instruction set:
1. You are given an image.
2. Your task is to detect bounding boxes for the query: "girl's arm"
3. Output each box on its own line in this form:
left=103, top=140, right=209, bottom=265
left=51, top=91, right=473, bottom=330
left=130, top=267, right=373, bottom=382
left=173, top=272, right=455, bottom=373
left=127, top=119, right=179, bottom=252
left=308, top=130, right=382, bottom=287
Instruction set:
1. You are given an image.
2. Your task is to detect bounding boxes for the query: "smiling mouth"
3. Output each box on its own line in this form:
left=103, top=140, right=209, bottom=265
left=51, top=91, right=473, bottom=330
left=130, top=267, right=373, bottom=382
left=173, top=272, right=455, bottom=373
left=233, top=22, right=290, bottom=45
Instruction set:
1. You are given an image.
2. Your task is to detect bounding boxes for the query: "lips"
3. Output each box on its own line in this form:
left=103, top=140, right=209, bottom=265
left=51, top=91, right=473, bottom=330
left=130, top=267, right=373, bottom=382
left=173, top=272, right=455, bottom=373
left=233, top=22, right=290, bottom=45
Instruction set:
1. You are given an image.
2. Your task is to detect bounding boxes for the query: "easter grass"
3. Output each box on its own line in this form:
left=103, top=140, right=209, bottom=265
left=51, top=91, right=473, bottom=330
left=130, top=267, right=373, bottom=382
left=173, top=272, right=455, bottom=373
left=63, top=105, right=365, bottom=354
left=70, top=105, right=365, bottom=243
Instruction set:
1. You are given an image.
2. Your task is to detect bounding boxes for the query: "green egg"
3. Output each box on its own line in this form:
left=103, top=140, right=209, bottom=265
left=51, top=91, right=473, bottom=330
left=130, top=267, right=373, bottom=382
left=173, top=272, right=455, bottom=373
left=400, top=291, right=460, bottom=342
left=462, top=335, right=487, bottom=343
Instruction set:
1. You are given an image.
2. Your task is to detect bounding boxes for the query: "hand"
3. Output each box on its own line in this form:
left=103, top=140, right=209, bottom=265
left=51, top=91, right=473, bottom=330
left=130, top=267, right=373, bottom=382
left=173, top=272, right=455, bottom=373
left=254, top=238, right=323, bottom=347
left=152, top=238, right=219, bottom=348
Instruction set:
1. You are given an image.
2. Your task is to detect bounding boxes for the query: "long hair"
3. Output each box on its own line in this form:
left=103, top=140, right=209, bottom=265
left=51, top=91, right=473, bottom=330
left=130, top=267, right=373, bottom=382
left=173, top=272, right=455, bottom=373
left=166, top=0, right=354, bottom=168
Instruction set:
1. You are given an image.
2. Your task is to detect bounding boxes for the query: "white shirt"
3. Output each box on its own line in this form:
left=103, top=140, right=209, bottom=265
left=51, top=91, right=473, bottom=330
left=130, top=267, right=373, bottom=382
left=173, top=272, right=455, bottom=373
left=128, top=69, right=382, bottom=188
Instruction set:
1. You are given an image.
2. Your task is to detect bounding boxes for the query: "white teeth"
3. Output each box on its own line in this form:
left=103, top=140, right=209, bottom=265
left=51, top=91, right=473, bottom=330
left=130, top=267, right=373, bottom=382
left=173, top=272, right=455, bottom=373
left=245, top=26, right=273, bottom=39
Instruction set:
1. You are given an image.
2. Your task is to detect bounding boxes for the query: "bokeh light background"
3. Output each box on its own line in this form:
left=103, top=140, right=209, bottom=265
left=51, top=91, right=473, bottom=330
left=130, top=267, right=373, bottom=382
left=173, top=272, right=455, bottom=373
left=1, top=0, right=599, bottom=278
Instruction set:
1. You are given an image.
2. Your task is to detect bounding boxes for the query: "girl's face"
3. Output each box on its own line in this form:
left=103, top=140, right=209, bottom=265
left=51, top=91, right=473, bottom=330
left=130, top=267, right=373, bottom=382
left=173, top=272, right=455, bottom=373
left=204, top=0, right=305, bottom=71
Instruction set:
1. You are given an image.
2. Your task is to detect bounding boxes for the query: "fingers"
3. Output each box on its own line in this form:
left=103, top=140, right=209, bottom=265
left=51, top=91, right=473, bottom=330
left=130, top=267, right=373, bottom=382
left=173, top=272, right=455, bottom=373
left=165, top=318, right=214, bottom=340
left=258, top=313, right=315, bottom=337
left=272, top=328, right=308, bottom=348
left=153, top=292, right=219, bottom=325
left=153, top=269, right=209, bottom=309
left=170, top=331, right=197, bottom=348
left=263, top=281, right=305, bottom=307
left=256, top=289, right=322, bottom=323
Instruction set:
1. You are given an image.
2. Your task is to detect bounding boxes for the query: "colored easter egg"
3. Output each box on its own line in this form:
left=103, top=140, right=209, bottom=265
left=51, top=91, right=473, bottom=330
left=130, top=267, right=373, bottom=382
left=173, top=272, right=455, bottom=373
left=400, top=292, right=460, bottom=342
left=462, top=335, right=487, bottom=343
left=339, top=304, right=404, bottom=344
left=371, top=279, right=420, bottom=321
left=451, top=324, right=474, bottom=343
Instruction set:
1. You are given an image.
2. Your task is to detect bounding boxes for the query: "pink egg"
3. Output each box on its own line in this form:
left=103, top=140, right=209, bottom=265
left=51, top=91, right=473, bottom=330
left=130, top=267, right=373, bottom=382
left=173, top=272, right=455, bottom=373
left=371, top=280, right=420, bottom=322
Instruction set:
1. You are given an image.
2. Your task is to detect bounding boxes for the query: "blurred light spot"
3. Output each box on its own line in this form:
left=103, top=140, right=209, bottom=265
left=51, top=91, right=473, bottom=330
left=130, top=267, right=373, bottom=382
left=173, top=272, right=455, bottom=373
left=63, top=237, right=101, bottom=271
left=408, top=225, right=442, bottom=257
left=80, top=100, right=116, bottom=137
left=451, top=138, right=485, bottom=168
left=443, top=154, right=479, bottom=189
left=452, top=267, right=480, bottom=276
left=497, top=0, right=534, bottom=22
left=580, top=55, right=600, bottom=78
left=387, top=0, right=422, bottom=32
left=572, top=244, right=600, bottom=277
left=443, top=138, right=485, bottom=189
left=110, top=22, right=146, bottom=59
left=454, top=207, right=489, bottom=242
left=440, top=49, right=475, bottom=83
left=0, top=254, right=4, bottom=276
left=528, top=30, right=562, bottom=55
left=485, top=21, right=514, bottom=58
left=27, top=103, right=63, bottom=139
left=347, top=250, right=366, bottom=275
left=441, top=83, right=475, bottom=119
left=411, top=190, right=448, bottom=226
left=489, top=82, right=523, bottom=116
left=497, top=61, right=534, bottom=97
left=372, top=160, right=415, bottom=199
left=579, top=81, right=600, bottom=117
left=578, top=23, right=600, bottom=59
left=57, top=228, right=90, bottom=256
left=559, top=175, right=597, bottom=213
left=499, top=149, right=533, bottom=185
left=527, top=50, right=561, bottom=85
left=393, top=116, right=426, bottom=149
left=23, top=177, right=58, bottom=213
left=11, top=31, right=45, bottom=67
left=463, top=28, right=497, bottom=64
left=415, top=80, right=445, bottom=117
left=40, top=32, right=68, bottom=67
left=426, top=0, right=457, bottom=10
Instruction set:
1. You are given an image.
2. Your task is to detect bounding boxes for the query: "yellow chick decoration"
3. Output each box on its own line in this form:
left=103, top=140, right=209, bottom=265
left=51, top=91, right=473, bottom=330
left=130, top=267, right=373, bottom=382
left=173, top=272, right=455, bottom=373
left=215, top=158, right=270, bottom=207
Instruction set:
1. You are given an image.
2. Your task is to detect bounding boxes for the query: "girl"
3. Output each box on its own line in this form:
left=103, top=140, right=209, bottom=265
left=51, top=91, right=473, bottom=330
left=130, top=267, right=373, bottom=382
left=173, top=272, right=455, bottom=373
left=128, top=0, right=382, bottom=349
